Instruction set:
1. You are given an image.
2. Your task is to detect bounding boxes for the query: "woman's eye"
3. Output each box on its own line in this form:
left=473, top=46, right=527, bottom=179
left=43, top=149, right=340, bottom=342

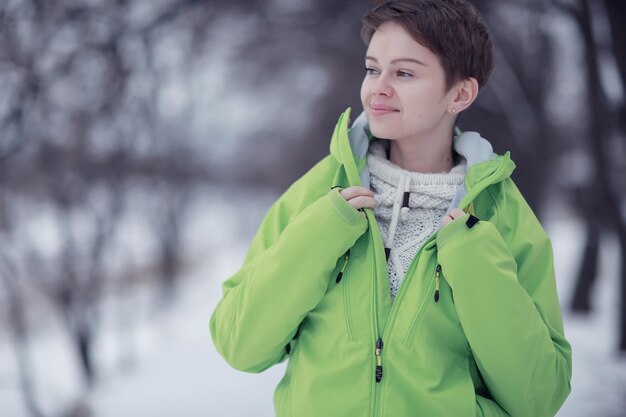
left=397, top=70, right=413, bottom=78
left=365, top=67, right=379, bottom=75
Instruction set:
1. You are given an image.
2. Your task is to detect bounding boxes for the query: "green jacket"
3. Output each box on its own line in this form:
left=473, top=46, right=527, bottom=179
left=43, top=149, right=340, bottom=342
left=210, top=108, right=572, bottom=417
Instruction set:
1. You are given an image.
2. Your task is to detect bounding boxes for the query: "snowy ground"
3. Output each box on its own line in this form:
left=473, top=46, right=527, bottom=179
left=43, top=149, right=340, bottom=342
left=1, top=189, right=626, bottom=417
left=544, top=205, right=626, bottom=417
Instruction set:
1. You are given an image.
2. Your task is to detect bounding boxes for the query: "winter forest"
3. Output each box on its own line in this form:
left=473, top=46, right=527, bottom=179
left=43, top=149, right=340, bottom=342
left=0, top=0, right=625, bottom=416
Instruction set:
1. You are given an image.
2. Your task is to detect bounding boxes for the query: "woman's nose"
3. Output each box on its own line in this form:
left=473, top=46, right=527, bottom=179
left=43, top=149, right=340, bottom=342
left=371, top=74, right=393, bottom=97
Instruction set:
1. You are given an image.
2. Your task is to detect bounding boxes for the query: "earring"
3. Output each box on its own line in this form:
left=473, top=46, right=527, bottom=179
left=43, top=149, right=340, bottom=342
left=451, top=108, right=457, bottom=114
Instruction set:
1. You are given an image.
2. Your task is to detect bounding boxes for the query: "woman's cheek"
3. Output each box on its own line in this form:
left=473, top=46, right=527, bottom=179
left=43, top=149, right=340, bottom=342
left=360, top=84, right=370, bottom=108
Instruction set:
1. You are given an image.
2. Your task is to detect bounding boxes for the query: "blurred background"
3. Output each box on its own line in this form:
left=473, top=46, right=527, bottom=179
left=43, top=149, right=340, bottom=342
left=0, top=0, right=624, bottom=416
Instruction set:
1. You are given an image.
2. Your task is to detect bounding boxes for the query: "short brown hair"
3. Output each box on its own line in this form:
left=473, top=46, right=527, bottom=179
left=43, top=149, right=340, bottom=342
left=361, top=0, right=493, bottom=91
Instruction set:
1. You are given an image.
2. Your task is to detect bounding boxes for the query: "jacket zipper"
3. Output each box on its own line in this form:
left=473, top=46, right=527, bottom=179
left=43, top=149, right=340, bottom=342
left=371, top=204, right=480, bottom=391
left=336, top=250, right=350, bottom=283
left=375, top=338, right=384, bottom=382
left=434, top=264, right=441, bottom=302
left=370, top=212, right=483, bottom=415
left=337, top=249, right=358, bottom=341
left=369, top=218, right=382, bottom=417
left=371, top=230, right=438, bottom=417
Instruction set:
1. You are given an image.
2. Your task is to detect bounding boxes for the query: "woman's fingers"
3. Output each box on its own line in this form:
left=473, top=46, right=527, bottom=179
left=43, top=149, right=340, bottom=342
left=441, top=208, right=466, bottom=226
left=339, top=186, right=376, bottom=212
left=449, top=208, right=465, bottom=218
left=339, top=186, right=375, bottom=201
left=348, top=195, right=377, bottom=209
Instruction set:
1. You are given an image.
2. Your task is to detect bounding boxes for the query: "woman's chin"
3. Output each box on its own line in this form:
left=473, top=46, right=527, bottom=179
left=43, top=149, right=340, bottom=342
left=368, top=126, right=399, bottom=141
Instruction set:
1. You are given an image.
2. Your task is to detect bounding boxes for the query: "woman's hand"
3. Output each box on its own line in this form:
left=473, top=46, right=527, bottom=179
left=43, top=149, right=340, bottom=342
left=340, top=186, right=377, bottom=214
left=441, top=208, right=466, bottom=226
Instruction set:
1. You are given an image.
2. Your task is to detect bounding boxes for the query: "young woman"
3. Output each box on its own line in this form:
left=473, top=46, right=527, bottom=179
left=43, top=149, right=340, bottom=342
left=210, top=1, right=572, bottom=416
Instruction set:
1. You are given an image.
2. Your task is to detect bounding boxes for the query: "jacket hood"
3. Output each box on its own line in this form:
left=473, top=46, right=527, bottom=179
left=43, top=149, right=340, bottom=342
left=329, top=107, right=516, bottom=213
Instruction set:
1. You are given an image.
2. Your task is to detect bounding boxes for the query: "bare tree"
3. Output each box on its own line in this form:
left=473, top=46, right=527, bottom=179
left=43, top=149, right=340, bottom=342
left=555, top=0, right=626, bottom=352
left=0, top=1, right=216, bottom=414
left=0, top=248, right=46, bottom=417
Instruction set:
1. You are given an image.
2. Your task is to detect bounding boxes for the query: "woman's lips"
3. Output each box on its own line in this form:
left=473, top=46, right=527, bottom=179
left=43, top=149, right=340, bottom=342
left=370, top=104, right=399, bottom=116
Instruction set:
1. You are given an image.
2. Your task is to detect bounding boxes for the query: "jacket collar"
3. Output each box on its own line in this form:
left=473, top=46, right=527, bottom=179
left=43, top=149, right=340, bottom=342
left=329, top=107, right=516, bottom=212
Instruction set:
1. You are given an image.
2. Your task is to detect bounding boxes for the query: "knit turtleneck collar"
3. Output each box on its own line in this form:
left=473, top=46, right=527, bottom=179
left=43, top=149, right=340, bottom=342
left=367, top=139, right=466, bottom=191
left=366, top=138, right=466, bottom=261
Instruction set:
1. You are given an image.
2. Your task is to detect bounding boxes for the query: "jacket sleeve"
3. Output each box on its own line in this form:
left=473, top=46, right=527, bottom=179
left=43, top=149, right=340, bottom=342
left=435, top=207, right=572, bottom=417
left=209, top=186, right=368, bottom=373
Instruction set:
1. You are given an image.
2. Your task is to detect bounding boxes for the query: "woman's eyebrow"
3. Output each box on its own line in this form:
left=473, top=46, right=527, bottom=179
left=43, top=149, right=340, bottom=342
left=365, top=56, right=427, bottom=67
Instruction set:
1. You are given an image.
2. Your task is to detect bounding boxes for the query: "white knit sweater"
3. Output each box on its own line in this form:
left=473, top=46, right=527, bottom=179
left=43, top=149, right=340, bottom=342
left=366, top=139, right=466, bottom=302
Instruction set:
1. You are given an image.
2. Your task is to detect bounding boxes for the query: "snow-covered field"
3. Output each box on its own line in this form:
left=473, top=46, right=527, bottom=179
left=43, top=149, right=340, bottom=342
left=1, top=188, right=625, bottom=417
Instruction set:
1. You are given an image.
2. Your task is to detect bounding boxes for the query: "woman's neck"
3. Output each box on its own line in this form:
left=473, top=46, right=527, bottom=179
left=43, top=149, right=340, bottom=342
left=388, top=135, right=455, bottom=173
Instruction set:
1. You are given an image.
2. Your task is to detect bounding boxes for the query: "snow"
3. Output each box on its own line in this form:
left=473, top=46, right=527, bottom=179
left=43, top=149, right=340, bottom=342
left=545, top=199, right=626, bottom=417
left=89, top=259, right=286, bottom=417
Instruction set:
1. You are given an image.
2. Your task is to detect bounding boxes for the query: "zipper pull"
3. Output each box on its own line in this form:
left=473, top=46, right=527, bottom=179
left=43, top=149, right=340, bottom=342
left=375, top=337, right=384, bottom=383
left=434, top=264, right=441, bottom=302
left=336, top=250, right=350, bottom=283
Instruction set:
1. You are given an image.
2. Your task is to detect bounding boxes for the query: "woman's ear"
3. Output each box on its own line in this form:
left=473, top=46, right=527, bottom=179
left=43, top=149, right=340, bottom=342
left=448, top=77, right=479, bottom=114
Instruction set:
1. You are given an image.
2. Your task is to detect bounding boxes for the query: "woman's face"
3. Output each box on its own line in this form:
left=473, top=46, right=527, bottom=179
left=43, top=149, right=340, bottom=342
left=360, top=21, right=457, bottom=142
